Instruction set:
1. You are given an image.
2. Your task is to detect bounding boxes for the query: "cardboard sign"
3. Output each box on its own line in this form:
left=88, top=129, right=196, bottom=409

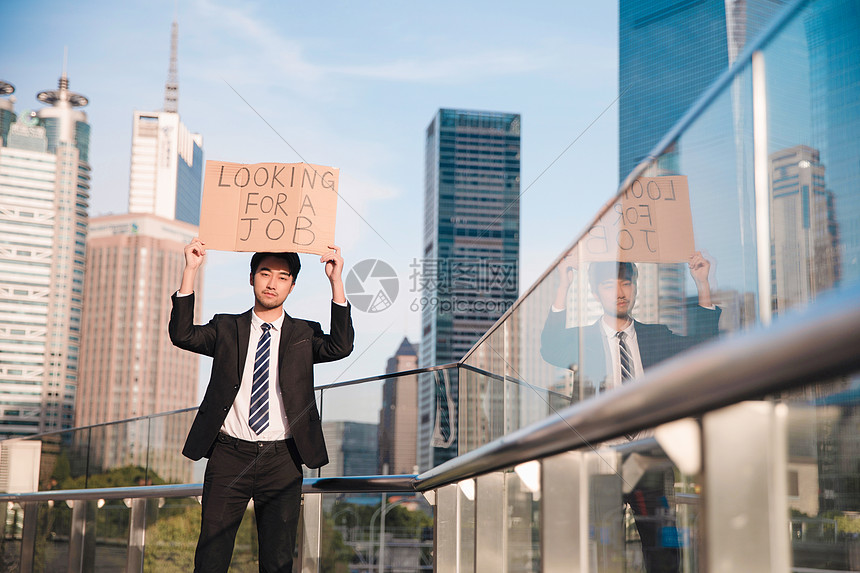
left=200, top=161, right=338, bottom=255
left=579, top=176, right=694, bottom=263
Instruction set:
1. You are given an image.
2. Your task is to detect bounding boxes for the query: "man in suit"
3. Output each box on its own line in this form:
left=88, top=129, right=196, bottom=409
left=169, top=237, right=354, bottom=573
left=541, top=253, right=720, bottom=573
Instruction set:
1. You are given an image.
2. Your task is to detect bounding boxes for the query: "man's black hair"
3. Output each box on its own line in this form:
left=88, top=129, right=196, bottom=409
left=588, top=261, right=638, bottom=293
left=250, top=252, right=301, bottom=281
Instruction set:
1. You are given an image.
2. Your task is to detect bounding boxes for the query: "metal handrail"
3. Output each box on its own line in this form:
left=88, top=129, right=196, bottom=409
left=414, top=285, right=860, bottom=490
left=0, top=475, right=418, bottom=504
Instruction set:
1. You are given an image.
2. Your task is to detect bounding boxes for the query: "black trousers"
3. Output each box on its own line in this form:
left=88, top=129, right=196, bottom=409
left=624, top=468, right=681, bottom=573
left=195, top=433, right=303, bottom=573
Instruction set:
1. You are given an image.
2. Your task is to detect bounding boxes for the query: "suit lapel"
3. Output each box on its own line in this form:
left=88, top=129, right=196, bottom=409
left=632, top=320, right=654, bottom=369
left=236, top=310, right=252, bottom=379
left=277, top=311, right=295, bottom=378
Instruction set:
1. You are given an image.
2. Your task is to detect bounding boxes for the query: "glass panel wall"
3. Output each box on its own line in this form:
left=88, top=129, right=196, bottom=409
left=459, top=0, right=860, bottom=454
left=317, top=371, right=425, bottom=478
left=780, top=375, right=860, bottom=570
left=92, top=499, right=130, bottom=571
left=1, top=501, right=24, bottom=571
left=321, top=492, right=433, bottom=573
left=142, top=497, right=200, bottom=571
left=507, top=466, right=540, bottom=572
left=0, top=408, right=199, bottom=496
left=33, top=500, right=72, bottom=572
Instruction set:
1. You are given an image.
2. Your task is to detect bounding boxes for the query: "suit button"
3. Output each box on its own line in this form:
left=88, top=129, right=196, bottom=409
left=233, top=385, right=240, bottom=390
left=223, top=406, right=229, bottom=411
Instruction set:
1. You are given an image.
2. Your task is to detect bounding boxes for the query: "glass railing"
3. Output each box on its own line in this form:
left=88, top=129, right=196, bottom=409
left=449, top=0, right=860, bottom=569
left=0, top=408, right=202, bottom=494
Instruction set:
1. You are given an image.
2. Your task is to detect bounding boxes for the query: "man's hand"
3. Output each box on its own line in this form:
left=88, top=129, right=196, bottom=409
left=179, top=238, right=206, bottom=294
left=688, top=251, right=713, bottom=308
left=688, top=251, right=710, bottom=285
left=552, top=252, right=577, bottom=310
left=185, top=238, right=206, bottom=270
left=321, top=245, right=346, bottom=304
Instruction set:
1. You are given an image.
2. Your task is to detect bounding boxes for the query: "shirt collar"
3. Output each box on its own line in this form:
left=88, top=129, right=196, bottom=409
left=251, top=310, right=285, bottom=331
left=599, top=316, right=637, bottom=340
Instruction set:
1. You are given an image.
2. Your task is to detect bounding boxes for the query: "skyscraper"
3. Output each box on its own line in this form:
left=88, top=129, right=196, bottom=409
left=75, top=213, right=201, bottom=481
left=128, top=20, right=203, bottom=225
left=378, top=338, right=418, bottom=475
left=619, top=0, right=786, bottom=181
left=769, top=145, right=839, bottom=312
left=318, top=421, right=379, bottom=478
left=0, top=70, right=91, bottom=437
left=418, top=109, right=520, bottom=471
left=806, top=0, right=860, bottom=286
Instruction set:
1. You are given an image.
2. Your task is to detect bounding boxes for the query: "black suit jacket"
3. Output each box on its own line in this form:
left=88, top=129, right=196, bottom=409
left=540, top=305, right=721, bottom=392
left=168, top=293, right=354, bottom=467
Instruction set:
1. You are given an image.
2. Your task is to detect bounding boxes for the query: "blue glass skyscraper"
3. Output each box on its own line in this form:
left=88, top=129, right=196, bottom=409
left=619, top=0, right=786, bottom=181
left=418, top=109, right=521, bottom=470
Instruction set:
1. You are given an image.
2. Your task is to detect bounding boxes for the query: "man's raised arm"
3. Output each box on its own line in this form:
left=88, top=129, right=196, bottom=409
left=179, top=237, right=206, bottom=295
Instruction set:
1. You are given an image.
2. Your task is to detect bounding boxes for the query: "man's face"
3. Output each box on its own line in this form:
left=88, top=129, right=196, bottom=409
left=596, top=278, right=636, bottom=318
left=250, top=256, right=296, bottom=310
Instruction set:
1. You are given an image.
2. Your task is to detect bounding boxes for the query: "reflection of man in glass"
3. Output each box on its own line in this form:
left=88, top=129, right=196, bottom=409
left=541, top=252, right=720, bottom=573
left=541, top=253, right=719, bottom=393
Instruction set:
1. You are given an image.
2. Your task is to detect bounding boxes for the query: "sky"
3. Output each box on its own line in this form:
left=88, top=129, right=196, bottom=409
left=4, top=0, right=621, bottom=419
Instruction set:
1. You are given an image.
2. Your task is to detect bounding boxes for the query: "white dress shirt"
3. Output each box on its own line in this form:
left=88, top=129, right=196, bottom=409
left=598, top=317, right=644, bottom=393
left=220, top=310, right=291, bottom=441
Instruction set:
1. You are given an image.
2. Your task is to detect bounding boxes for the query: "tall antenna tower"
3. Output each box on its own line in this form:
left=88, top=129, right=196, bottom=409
left=37, top=47, right=89, bottom=108
left=163, top=20, right=179, bottom=113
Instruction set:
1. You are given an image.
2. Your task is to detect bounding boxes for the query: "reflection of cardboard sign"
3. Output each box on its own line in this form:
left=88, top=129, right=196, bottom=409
left=200, top=161, right=338, bottom=255
left=579, top=176, right=694, bottom=263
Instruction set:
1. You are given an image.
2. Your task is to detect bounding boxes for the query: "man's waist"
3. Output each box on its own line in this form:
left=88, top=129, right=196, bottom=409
left=217, top=431, right=293, bottom=448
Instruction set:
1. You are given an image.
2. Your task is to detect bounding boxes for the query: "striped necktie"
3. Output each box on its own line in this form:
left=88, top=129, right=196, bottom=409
left=617, top=330, right=638, bottom=440
left=249, top=323, right=273, bottom=434
left=617, top=331, right=634, bottom=383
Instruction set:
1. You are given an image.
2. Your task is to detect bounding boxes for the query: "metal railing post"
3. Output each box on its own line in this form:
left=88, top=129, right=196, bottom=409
left=475, top=472, right=506, bottom=573
left=702, top=401, right=790, bottom=572
left=541, top=452, right=589, bottom=572
left=126, top=497, right=147, bottom=573
left=435, top=484, right=459, bottom=572
left=299, top=493, right=322, bottom=573
left=20, top=502, right=38, bottom=573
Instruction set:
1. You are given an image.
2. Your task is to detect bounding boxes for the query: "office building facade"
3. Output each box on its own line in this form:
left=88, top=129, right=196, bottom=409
left=0, top=73, right=90, bottom=437
left=378, top=338, right=418, bottom=475
left=769, top=145, right=839, bottom=312
left=128, top=111, right=203, bottom=225
left=418, top=109, right=520, bottom=470
left=75, top=214, right=201, bottom=481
